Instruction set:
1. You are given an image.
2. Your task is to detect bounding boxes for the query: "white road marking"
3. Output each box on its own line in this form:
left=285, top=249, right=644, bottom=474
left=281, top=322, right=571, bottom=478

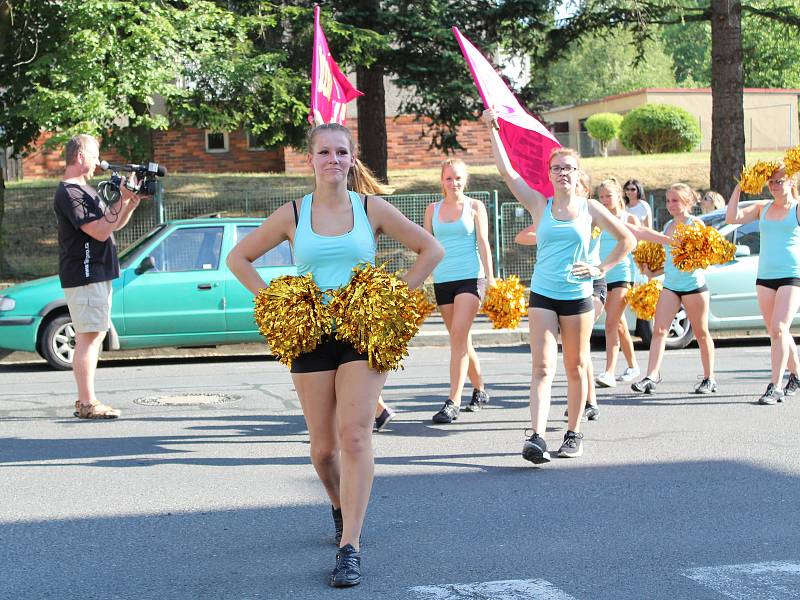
left=410, top=579, right=579, bottom=600
left=682, top=561, right=800, bottom=599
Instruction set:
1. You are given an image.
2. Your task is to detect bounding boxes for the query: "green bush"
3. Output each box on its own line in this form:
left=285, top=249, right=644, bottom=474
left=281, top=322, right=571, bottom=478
left=619, top=104, right=701, bottom=154
left=585, top=113, right=623, bottom=157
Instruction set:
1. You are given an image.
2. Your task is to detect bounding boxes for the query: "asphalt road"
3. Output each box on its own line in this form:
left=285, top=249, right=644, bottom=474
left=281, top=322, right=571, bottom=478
left=2, top=341, right=799, bottom=600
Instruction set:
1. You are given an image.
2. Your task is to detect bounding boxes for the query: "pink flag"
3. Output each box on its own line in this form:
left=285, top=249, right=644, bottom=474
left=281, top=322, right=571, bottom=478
left=310, top=6, right=363, bottom=125
left=452, top=27, right=560, bottom=197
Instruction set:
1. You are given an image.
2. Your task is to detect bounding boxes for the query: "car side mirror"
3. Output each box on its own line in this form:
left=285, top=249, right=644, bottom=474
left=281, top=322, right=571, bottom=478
left=734, top=244, right=751, bottom=258
left=135, top=256, right=156, bottom=275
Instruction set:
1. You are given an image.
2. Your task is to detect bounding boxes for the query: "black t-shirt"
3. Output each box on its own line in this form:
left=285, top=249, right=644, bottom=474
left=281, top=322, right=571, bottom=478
left=53, top=182, right=120, bottom=288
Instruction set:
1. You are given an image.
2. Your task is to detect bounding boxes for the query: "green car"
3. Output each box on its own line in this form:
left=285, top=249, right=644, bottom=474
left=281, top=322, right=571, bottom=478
left=0, top=218, right=296, bottom=369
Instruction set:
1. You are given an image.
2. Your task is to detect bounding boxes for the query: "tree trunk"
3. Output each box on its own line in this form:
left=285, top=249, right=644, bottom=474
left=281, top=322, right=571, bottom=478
left=710, top=0, right=744, bottom=198
left=356, top=64, right=388, bottom=183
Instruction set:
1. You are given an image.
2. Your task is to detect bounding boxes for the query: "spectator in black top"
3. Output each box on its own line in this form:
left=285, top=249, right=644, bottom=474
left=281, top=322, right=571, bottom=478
left=54, top=134, right=142, bottom=419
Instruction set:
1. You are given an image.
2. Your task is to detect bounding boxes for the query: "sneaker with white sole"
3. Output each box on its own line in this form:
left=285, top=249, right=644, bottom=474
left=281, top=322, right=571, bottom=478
left=617, top=366, right=641, bottom=382
left=557, top=431, right=584, bottom=458
left=595, top=372, right=617, bottom=388
left=784, top=373, right=800, bottom=397
left=522, top=432, right=551, bottom=464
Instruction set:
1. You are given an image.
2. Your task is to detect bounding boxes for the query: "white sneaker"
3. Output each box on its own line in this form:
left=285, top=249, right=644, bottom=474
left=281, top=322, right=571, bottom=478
left=595, top=372, right=617, bottom=388
left=617, top=366, right=641, bottom=382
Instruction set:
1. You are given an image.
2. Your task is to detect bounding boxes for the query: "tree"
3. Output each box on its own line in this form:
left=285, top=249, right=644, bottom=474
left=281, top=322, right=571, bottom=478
left=585, top=113, right=624, bottom=156
left=619, top=104, right=701, bottom=153
left=542, top=0, right=800, bottom=199
left=537, top=29, right=676, bottom=108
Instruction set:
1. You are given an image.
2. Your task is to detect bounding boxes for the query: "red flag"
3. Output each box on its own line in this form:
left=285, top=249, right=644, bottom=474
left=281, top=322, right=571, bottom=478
left=452, top=27, right=561, bottom=197
left=310, top=6, right=363, bottom=125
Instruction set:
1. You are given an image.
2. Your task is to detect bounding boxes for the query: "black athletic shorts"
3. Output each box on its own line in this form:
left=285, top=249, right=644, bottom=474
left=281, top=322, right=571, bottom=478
left=607, top=280, right=633, bottom=291
left=663, top=284, right=708, bottom=299
left=593, top=277, right=607, bottom=305
left=529, top=291, right=594, bottom=316
left=290, top=336, right=368, bottom=373
left=433, top=278, right=480, bottom=306
left=756, top=277, right=800, bottom=291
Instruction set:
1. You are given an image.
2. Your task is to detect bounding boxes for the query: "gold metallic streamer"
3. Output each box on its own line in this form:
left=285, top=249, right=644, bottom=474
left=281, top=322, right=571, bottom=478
left=482, top=276, right=528, bottom=329
left=670, top=223, right=736, bottom=272
left=254, top=274, right=331, bottom=367
left=784, top=146, right=800, bottom=178
left=738, top=160, right=781, bottom=194
left=628, top=279, right=662, bottom=320
left=632, top=241, right=665, bottom=272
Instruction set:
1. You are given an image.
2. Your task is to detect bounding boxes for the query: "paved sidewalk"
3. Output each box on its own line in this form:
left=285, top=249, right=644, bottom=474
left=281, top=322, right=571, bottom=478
left=0, top=313, right=529, bottom=365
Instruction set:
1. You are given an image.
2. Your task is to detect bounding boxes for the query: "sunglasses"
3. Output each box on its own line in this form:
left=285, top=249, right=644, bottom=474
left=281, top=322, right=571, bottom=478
left=625, top=187, right=637, bottom=191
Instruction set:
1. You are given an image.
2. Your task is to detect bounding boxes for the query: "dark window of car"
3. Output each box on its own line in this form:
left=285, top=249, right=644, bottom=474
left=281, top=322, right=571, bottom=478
left=119, top=225, right=167, bottom=268
left=149, top=226, right=224, bottom=272
left=701, top=212, right=728, bottom=231
left=235, top=226, right=294, bottom=267
left=734, top=220, right=760, bottom=256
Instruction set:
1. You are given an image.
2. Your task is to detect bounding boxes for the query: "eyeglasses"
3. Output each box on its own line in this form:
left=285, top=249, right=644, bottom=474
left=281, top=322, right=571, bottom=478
left=624, top=187, right=637, bottom=192
left=549, top=165, right=577, bottom=175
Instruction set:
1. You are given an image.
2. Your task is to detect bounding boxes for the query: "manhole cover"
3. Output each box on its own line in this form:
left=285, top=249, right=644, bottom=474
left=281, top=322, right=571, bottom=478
left=134, top=393, right=239, bottom=406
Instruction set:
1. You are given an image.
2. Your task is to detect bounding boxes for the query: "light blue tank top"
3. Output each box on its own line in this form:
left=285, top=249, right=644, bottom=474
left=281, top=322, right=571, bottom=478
left=531, top=198, right=593, bottom=300
left=432, top=199, right=483, bottom=283
left=758, top=201, right=800, bottom=279
left=293, top=191, right=376, bottom=293
left=599, top=212, right=633, bottom=284
left=663, top=218, right=705, bottom=291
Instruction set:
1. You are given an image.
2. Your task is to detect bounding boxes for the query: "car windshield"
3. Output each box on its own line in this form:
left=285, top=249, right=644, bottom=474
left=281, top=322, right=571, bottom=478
left=119, top=225, right=166, bottom=268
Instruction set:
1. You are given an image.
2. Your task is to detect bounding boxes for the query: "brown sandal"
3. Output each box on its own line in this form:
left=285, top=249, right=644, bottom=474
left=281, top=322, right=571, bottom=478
left=73, top=401, right=121, bottom=419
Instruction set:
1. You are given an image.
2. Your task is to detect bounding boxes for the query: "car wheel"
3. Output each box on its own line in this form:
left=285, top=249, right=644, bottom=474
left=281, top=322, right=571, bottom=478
left=634, top=318, right=653, bottom=347
left=664, top=306, right=694, bottom=350
left=40, top=314, right=76, bottom=370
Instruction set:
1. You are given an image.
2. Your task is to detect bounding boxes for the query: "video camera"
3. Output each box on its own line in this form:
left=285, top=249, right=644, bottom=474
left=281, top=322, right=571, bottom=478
left=98, top=160, right=166, bottom=204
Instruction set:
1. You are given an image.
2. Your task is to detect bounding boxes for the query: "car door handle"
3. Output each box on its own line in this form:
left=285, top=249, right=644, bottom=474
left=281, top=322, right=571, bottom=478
left=197, top=283, right=213, bottom=290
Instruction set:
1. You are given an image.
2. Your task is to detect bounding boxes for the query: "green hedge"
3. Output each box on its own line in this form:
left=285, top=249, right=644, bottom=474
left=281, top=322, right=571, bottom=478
left=619, top=104, right=701, bottom=154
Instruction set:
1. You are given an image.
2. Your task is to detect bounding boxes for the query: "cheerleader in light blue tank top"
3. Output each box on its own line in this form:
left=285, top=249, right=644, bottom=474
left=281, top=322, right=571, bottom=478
left=595, top=179, right=642, bottom=389
left=483, top=106, right=635, bottom=464
left=727, top=170, right=800, bottom=404
left=226, top=123, right=443, bottom=587
left=424, top=159, right=495, bottom=422
left=631, top=183, right=717, bottom=397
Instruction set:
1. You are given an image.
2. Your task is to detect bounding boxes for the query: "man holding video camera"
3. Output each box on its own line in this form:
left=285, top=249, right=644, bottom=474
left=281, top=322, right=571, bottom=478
left=54, top=134, right=143, bottom=419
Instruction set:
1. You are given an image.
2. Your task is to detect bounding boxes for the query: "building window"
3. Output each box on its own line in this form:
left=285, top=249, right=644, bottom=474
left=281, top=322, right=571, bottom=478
left=246, top=131, right=265, bottom=151
left=205, top=131, right=229, bottom=153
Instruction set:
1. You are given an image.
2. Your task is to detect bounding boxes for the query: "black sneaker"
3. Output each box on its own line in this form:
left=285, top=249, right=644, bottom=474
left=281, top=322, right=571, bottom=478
left=557, top=430, right=584, bottom=458
left=330, top=544, right=361, bottom=587
left=584, top=404, right=600, bottom=421
left=631, top=376, right=658, bottom=394
left=374, top=407, right=395, bottom=432
left=784, top=373, right=800, bottom=397
left=694, top=377, right=717, bottom=394
left=332, top=506, right=343, bottom=546
left=432, top=400, right=459, bottom=423
left=465, top=388, right=489, bottom=412
left=759, top=383, right=784, bottom=405
left=522, top=432, right=551, bottom=464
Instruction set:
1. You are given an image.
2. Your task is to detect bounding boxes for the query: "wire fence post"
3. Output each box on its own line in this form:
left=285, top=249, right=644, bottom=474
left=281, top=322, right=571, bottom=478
left=492, top=189, right=500, bottom=277
left=153, top=180, right=165, bottom=225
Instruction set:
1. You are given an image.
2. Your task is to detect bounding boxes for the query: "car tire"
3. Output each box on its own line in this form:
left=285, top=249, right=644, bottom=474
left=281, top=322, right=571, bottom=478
left=634, top=318, right=653, bottom=347
left=664, top=306, right=694, bottom=350
left=40, top=313, right=76, bottom=370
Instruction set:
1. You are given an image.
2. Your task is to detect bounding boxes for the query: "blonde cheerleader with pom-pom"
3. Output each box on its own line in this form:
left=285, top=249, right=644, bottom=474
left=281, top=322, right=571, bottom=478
left=727, top=162, right=800, bottom=405
left=631, top=183, right=717, bottom=395
left=424, top=159, right=495, bottom=423
left=227, top=123, right=442, bottom=588
left=483, top=108, right=636, bottom=462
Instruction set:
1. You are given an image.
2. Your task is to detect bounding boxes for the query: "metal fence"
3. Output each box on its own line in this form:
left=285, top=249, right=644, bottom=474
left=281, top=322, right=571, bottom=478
left=1, top=186, right=500, bottom=279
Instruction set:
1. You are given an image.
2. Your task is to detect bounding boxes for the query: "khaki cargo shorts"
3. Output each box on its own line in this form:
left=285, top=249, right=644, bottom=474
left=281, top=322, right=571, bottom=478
left=63, top=281, right=113, bottom=333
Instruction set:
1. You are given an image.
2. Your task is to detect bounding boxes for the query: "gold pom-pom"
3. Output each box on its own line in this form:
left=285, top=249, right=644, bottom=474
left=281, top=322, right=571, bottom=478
left=670, top=223, right=736, bottom=272
left=411, top=288, right=436, bottom=327
left=254, top=273, right=331, bottom=367
left=482, top=276, right=528, bottom=329
left=591, top=226, right=601, bottom=239
left=628, top=279, right=662, bottom=320
left=632, top=241, right=665, bottom=272
left=785, top=146, right=800, bottom=178
left=738, top=160, right=781, bottom=194
left=329, top=263, right=427, bottom=372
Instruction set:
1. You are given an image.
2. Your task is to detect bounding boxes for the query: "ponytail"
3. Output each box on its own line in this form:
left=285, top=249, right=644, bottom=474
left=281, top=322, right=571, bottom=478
left=350, top=157, right=393, bottom=196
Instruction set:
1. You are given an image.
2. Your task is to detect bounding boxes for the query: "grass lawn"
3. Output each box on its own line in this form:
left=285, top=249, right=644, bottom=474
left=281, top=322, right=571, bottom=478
left=5, top=149, right=783, bottom=198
